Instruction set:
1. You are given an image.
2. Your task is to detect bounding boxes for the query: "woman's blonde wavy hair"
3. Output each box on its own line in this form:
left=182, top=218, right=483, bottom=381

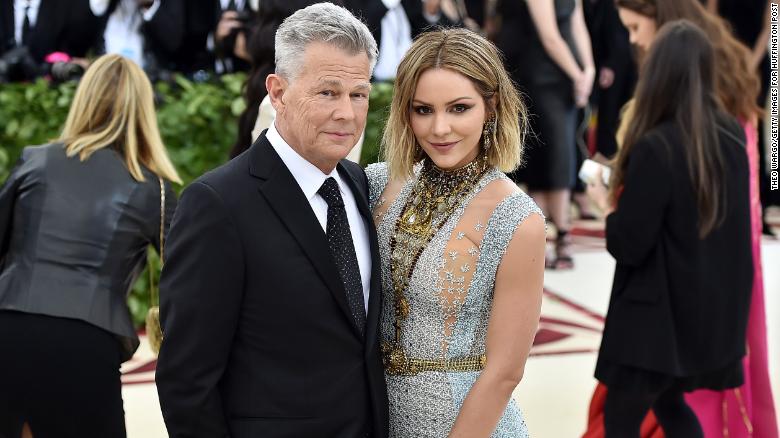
left=382, top=28, right=528, bottom=179
left=59, top=54, right=181, bottom=184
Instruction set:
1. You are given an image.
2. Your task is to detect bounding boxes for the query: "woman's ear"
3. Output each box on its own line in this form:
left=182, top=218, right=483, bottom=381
left=486, top=95, right=498, bottom=122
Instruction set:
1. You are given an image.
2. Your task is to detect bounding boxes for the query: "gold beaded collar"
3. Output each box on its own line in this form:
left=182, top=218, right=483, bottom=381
left=383, top=153, right=489, bottom=375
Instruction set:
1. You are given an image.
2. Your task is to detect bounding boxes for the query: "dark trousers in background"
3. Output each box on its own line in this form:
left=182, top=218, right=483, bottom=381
left=604, top=383, right=703, bottom=438
left=0, top=311, right=126, bottom=438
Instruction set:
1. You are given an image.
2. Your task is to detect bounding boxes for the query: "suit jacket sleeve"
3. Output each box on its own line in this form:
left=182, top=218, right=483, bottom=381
left=401, top=0, right=459, bottom=38
left=606, top=134, right=672, bottom=267
left=143, top=0, right=185, bottom=55
left=156, top=180, right=244, bottom=438
left=0, top=149, right=30, bottom=264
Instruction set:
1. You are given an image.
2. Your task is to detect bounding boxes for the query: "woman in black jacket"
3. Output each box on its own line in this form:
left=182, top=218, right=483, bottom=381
left=0, top=54, right=181, bottom=438
left=586, top=20, right=752, bottom=437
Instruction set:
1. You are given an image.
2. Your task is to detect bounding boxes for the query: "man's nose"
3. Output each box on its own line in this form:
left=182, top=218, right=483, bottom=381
left=333, top=94, right=356, bottom=121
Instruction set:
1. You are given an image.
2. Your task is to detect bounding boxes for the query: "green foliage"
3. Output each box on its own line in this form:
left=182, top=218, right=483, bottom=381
left=361, top=80, right=394, bottom=166
left=0, top=79, right=76, bottom=181
left=0, top=74, right=394, bottom=328
left=154, top=74, right=245, bottom=186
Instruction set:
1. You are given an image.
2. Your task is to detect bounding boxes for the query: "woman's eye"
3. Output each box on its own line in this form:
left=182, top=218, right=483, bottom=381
left=452, top=104, right=471, bottom=113
left=413, top=106, right=432, bottom=115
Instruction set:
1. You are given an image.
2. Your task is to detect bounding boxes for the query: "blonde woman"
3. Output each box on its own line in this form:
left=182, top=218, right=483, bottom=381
left=367, top=28, right=545, bottom=437
left=0, top=54, right=180, bottom=438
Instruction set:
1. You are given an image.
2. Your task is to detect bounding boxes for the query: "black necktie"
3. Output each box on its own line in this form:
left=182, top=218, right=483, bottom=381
left=318, top=177, right=366, bottom=335
left=21, top=4, right=31, bottom=46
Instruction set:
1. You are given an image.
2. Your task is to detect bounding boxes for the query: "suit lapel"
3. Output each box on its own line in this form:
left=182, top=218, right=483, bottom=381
left=30, top=0, right=62, bottom=58
left=337, top=162, right=381, bottom=348
left=250, top=136, right=360, bottom=338
left=1, top=2, right=12, bottom=48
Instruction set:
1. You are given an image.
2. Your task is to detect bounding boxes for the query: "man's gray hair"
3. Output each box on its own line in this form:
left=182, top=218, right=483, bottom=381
left=275, top=3, right=378, bottom=80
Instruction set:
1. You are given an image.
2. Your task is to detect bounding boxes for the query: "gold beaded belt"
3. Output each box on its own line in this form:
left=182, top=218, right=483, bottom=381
left=382, top=344, right=486, bottom=376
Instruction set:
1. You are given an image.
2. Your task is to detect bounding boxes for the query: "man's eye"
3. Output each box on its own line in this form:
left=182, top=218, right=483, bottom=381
left=352, top=93, right=368, bottom=99
left=413, top=106, right=432, bottom=115
left=320, top=90, right=335, bottom=96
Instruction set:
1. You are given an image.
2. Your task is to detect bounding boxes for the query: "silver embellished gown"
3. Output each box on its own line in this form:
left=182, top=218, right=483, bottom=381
left=366, top=162, right=541, bottom=437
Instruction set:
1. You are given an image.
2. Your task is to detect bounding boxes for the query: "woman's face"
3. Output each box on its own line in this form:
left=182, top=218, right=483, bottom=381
left=410, top=68, right=490, bottom=170
left=618, top=7, right=658, bottom=52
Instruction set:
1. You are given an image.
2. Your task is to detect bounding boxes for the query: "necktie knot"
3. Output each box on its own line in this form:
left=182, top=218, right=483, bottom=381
left=318, top=177, right=344, bottom=208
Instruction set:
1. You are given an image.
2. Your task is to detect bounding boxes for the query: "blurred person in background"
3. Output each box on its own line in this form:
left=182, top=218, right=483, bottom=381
left=582, top=0, right=778, bottom=436
left=98, top=0, right=185, bottom=80
left=0, top=54, right=180, bottom=438
left=582, top=0, right=635, bottom=160
left=707, top=0, right=778, bottom=237
left=0, top=0, right=106, bottom=82
left=210, top=0, right=259, bottom=74
left=371, top=0, right=471, bottom=84
left=569, top=0, right=636, bottom=221
left=109, top=0, right=258, bottom=79
left=495, top=0, right=595, bottom=270
left=586, top=20, right=753, bottom=437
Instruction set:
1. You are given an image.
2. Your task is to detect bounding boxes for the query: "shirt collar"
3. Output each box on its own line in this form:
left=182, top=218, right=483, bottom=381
left=266, top=122, right=345, bottom=202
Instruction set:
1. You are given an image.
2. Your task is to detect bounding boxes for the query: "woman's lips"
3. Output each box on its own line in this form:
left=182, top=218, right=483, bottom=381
left=430, top=141, right=459, bottom=151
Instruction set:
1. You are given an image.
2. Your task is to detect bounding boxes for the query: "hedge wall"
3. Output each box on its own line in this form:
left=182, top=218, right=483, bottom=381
left=0, top=75, right=392, bottom=326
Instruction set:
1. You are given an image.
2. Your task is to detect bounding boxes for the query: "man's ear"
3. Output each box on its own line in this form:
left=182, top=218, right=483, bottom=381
left=266, top=74, right=287, bottom=113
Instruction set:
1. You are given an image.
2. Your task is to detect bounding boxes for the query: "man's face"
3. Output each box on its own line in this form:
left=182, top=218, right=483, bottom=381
left=269, top=42, right=371, bottom=173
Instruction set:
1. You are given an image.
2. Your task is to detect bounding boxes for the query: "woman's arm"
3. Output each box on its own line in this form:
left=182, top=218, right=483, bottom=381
left=0, top=150, right=30, bottom=263
left=526, top=0, right=582, bottom=80
left=526, top=0, right=592, bottom=106
left=750, top=1, right=771, bottom=70
left=605, top=136, right=672, bottom=266
left=570, top=0, right=596, bottom=104
left=448, top=212, right=545, bottom=437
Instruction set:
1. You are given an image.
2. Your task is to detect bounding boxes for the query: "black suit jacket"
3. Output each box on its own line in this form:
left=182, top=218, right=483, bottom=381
left=361, top=0, right=459, bottom=53
left=156, top=134, right=389, bottom=438
left=157, top=0, right=253, bottom=74
left=596, top=116, right=753, bottom=379
left=101, top=0, right=185, bottom=73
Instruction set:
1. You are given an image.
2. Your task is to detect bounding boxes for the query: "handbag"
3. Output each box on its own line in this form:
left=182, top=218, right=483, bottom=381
left=145, top=176, right=165, bottom=355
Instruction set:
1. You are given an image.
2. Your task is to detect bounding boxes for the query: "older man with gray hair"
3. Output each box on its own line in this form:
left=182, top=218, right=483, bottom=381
left=155, top=3, right=388, bottom=437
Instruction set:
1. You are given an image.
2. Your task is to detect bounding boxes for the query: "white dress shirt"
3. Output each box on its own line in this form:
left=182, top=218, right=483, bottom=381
left=13, top=0, right=40, bottom=45
left=14, top=0, right=136, bottom=47
left=266, top=123, right=372, bottom=313
left=102, top=0, right=161, bottom=68
left=373, top=3, right=412, bottom=81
